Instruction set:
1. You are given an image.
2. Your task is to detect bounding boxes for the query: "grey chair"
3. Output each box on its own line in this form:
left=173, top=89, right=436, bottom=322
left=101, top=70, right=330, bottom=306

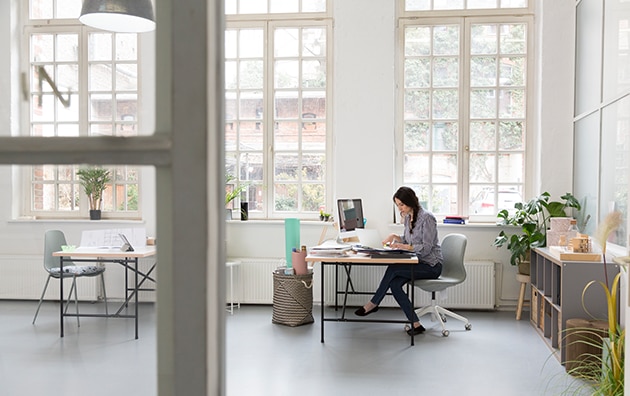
left=411, top=233, right=472, bottom=337
left=32, top=230, right=108, bottom=325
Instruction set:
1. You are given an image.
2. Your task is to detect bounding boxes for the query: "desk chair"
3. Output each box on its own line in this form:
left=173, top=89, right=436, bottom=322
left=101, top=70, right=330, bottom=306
left=32, top=230, right=108, bottom=326
left=410, top=233, right=472, bottom=337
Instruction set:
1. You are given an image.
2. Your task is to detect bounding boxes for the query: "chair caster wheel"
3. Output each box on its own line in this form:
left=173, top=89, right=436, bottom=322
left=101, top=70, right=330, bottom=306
left=404, top=324, right=411, bottom=332
left=465, top=323, right=472, bottom=331
left=442, top=330, right=449, bottom=337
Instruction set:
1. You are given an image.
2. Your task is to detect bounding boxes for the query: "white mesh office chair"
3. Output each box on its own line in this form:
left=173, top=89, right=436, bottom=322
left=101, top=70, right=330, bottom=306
left=32, top=230, right=108, bottom=326
left=410, top=233, right=472, bottom=337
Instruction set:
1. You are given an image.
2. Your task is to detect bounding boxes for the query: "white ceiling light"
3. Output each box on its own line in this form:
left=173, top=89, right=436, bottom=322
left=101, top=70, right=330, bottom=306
left=79, top=0, right=155, bottom=33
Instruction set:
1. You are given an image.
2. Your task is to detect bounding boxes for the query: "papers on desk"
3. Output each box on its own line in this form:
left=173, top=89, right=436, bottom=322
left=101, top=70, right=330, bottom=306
left=80, top=228, right=147, bottom=249
left=352, top=245, right=417, bottom=259
left=309, top=239, right=352, bottom=256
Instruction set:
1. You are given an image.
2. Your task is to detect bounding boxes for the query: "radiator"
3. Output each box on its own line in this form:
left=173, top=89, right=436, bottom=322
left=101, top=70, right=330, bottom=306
left=229, top=258, right=495, bottom=309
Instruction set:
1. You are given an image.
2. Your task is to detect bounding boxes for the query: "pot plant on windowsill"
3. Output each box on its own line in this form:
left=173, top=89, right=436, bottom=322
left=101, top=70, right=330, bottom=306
left=493, top=192, right=582, bottom=275
left=77, top=167, right=111, bottom=220
left=225, top=174, right=248, bottom=220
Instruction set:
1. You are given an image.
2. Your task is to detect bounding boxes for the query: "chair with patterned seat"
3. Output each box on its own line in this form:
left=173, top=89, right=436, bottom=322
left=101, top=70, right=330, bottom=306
left=32, top=230, right=108, bottom=326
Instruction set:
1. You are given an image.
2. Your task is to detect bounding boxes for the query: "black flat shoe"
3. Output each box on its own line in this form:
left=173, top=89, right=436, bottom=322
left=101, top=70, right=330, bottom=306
left=406, top=325, right=426, bottom=336
left=354, top=306, right=379, bottom=316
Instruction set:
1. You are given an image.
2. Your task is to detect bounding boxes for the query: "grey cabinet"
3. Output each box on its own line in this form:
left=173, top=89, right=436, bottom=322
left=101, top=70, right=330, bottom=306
left=530, top=248, right=619, bottom=363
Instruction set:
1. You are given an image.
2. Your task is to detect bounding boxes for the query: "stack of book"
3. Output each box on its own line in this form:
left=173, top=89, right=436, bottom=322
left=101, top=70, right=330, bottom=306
left=443, top=216, right=466, bottom=225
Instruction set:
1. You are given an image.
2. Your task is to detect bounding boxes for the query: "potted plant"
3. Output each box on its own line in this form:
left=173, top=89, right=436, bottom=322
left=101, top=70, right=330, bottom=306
left=77, top=167, right=111, bottom=220
left=493, top=192, right=582, bottom=275
left=225, top=173, right=247, bottom=220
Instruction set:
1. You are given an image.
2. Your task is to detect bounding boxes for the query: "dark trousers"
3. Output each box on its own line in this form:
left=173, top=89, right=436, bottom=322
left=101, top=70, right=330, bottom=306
left=370, top=262, right=442, bottom=322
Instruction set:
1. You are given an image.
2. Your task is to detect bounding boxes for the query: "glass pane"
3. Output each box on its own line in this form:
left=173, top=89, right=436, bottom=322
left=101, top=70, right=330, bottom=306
left=471, top=25, right=497, bottom=55
left=574, top=113, right=600, bottom=236
left=115, top=34, right=137, bottom=61
left=57, top=93, right=79, bottom=122
left=500, top=24, right=526, bottom=54
left=56, top=34, right=78, bottom=62
left=116, top=64, right=138, bottom=90
left=275, top=91, right=299, bottom=119
left=405, top=27, right=431, bottom=56
left=404, top=90, right=430, bottom=119
left=500, top=56, right=525, bottom=86
left=302, top=0, right=326, bottom=12
left=58, top=183, right=75, bottom=211
left=275, top=122, right=299, bottom=150
left=405, top=0, right=430, bottom=11
left=302, top=93, right=325, bottom=117
left=432, top=154, right=458, bottom=182
left=575, top=0, right=603, bottom=115
left=471, top=56, right=497, bottom=86
left=225, top=0, right=237, bottom=14
left=432, top=89, right=458, bottom=119
left=58, top=124, right=79, bottom=137
left=501, top=0, right=528, bottom=7
left=432, top=122, right=458, bottom=150
left=468, top=0, right=498, bottom=9
left=499, top=121, right=524, bottom=150
left=499, top=89, right=525, bottom=118
left=239, top=60, right=263, bottom=89
left=431, top=185, right=457, bottom=214
left=470, top=121, right=497, bottom=150
left=275, top=184, right=298, bottom=211
left=240, top=0, right=268, bottom=14
left=404, top=122, right=430, bottom=151
left=303, top=28, right=326, bottom=57
left=470, top=153, right=496, bottom=183
left=56, top=0, right=82, bottom=18
left=603, top=1, right=630, bottom=100
left=225, top=30, right=237, bottom=59
left=498, top=153, right=524, bottom=183
left=302, top=154, right=325, bottom=181
left=239, top=93, right=262, bottom=119
left=275, top=154, right=298, bottom=180
left=241, top=153, right=263, bottom=182
left=403, top=154, right=430, bottom=182
left=302, top=123, right=325, bottom=151
left=89, top=93, right=113, bottom=121
left=225, top=61, right=237, bottom=89
left=275, top=60, right=299, bottom=88
left=239, top=30, right=264, bottom=58
left=433, top=57, right=458, bottom=87
left=405, top=58, right=430, bottom=88
left=434, top=0, right=464, bottom=10
left=275, top=28, right=299, bottom=57
left=30, top=0, right=53, bottom=19
left=57, top=64, right=78, bottom=91
left=302, top=60, right=326, bottom=88
left=31, top=34, right=53, bottom=62
left=90, top=123, right=114, bottom=136
left=433, top=26, right=459, bottom=56
left=89, top=33, right=112, bottom=61
left=32, top=94, right=54, bottom=122
left=239, top=122, right=263, bottom=151
left=302, top=184, right=325, bottom=211
left=90, top=64, right=112, bottom=90
left=470, top=89, right=496, bottom=118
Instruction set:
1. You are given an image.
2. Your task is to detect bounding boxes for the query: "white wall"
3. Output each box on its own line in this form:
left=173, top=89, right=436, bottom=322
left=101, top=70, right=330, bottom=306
left=0, top=1, right=576, bottom=309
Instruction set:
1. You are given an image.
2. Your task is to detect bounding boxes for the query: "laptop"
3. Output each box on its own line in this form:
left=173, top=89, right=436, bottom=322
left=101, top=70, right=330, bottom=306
left=119, top=233, right=135, bottom=252
left=355, top=228, right=383, bottom=249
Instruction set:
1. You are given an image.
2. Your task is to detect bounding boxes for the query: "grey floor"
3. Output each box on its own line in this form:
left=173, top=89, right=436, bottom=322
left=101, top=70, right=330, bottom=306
left=0, top=300, right=592, bottom=396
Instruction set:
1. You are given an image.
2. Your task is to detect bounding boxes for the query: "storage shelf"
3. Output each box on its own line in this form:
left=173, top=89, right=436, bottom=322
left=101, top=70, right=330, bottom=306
left=529, top=248, right=619, bottom=364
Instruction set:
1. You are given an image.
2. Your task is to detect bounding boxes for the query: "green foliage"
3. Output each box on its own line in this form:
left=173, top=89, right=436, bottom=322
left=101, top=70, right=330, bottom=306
left=76, top=167, right=111, bottom=211
left=225, top=173, right=247, bottom=207
left=493, top=192, right=581, bottom=266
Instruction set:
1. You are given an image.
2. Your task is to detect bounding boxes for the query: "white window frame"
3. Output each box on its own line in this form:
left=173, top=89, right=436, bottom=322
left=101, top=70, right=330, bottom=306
left=21, top=9, right=143, bottom=220
left=396, top=3, right=534, bottom=221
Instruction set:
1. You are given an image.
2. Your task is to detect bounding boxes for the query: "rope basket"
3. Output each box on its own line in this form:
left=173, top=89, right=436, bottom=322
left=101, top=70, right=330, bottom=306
left=272, top=272, right=314, bottom=327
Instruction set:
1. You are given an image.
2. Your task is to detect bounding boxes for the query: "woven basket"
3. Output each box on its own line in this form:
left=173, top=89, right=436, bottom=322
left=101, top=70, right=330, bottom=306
left=272, top=272, right=314, bottom=327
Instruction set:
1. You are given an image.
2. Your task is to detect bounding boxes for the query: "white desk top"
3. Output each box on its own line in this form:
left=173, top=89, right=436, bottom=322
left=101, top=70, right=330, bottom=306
left=306, top=254, right=417, bottom=264
left=53, top=246, right=156, bottom=258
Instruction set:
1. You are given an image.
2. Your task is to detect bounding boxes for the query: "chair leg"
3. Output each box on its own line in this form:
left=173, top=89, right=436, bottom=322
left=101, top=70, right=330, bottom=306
left=32, top=275, right=52, bottom=325
left=516, top=281, right=526, bottom=320
left=100, top=273, right=108, bottom=315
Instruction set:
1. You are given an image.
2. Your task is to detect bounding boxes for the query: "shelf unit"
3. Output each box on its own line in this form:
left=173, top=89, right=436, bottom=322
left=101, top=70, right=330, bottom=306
left=529, top=248, right=619, bottom=363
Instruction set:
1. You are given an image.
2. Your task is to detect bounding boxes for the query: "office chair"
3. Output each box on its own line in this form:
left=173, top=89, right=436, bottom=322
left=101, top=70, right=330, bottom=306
left=32, top=230, right=108, bottom=326
left=410, top=233, right=472, bottom=337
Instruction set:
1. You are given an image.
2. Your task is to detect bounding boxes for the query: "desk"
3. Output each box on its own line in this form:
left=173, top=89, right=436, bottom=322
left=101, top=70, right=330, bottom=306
left=53, top=246, right=157, bottom=339
left=305, top=254, right=419, bottom=345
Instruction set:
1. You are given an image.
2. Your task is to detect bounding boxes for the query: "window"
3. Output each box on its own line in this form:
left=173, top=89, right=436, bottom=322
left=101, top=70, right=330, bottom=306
left=225, top=2, right=330, bottom=219
left=23, top=0, right=142, bottom=219
left=398, top=1, right=532, bottom=219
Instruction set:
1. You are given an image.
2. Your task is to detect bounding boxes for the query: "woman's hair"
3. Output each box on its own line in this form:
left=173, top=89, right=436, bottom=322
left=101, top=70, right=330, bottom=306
left=393, top=186, right=421, bottom=232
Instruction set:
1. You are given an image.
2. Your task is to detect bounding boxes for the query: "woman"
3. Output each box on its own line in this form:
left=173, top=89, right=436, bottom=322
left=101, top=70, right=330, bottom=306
left=354, top=186, right=443, bottom=336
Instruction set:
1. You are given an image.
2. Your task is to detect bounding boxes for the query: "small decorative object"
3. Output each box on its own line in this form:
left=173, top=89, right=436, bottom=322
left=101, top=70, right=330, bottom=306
left=225, top=173, right=247, bottom=220
left=77, top=166, right=111, bottom=220
left=319, top=209, right=331, bottom=221
left=240, top=202, right=248, bottom=221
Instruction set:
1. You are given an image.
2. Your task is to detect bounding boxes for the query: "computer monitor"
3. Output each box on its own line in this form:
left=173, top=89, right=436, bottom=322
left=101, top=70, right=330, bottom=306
left=337, top=199, right=364, bottom=239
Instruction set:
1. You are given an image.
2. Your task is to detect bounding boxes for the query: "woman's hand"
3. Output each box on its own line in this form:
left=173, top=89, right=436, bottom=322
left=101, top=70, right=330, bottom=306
left=382, top=234, right=399, bottom=246
left=390, top=242, right=413, bottom=251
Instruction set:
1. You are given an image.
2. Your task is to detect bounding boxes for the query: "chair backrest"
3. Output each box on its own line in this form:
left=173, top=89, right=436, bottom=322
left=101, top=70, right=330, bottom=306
left=440, top=233, right=467, bottom=282
left=43, top=230, right=71, bottom=272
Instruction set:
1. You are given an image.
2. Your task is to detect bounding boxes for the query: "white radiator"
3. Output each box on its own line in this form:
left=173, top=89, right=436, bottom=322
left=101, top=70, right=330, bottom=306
left=229, top=258, right=495, bottom=309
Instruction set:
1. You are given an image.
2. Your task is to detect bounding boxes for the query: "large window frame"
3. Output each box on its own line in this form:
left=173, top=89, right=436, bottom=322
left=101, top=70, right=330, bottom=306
left=225, top=7, right=332, bottom=220
left=396, top=2, right=533, bottom=221
left=21, top=3, right=143, bottom=220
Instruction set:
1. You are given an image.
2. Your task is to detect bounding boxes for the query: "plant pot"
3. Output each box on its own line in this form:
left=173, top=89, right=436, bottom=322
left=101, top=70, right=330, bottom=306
left=240, top=202, right=248, bottom=221
left=89, top=210, right=101, bottom=220
left=518, top=260, right=530, bottom=276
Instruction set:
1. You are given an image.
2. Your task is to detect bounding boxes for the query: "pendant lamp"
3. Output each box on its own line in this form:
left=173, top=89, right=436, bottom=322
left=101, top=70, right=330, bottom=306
left=79, top=0, right=156, bottom=33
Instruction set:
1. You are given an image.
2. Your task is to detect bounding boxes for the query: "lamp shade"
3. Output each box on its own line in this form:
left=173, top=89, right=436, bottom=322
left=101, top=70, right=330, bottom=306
left=79, top=0, right=155, bottom=33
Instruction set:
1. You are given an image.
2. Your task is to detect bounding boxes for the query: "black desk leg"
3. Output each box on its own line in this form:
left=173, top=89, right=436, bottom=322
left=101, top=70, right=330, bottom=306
left=60, top=257, right=64, bottom=337
left=320, top=262, right=325, bottom=343
left=410, top=270, right=415, bottom=346
left=135, top=258, right=139, bottom=339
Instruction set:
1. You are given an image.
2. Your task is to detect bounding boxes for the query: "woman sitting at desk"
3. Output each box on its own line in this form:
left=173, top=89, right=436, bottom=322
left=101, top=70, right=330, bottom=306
left=354, top=186, right=443, bottom=336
